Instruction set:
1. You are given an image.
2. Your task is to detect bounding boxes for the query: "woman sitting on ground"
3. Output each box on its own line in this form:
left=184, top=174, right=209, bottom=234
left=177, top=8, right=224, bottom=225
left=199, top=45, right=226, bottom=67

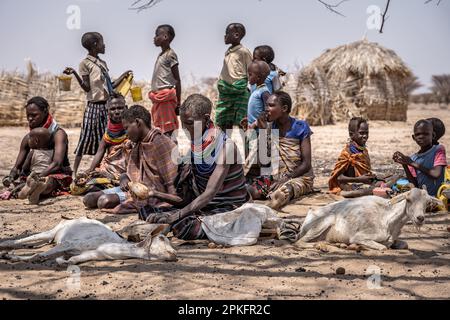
left=71, top=94, right=132, bottom=195
left=143, top=94, right=250, bottom=240
left=247, top=91, right=314, bottom=209
left=1, top=96, right=72, bottom=203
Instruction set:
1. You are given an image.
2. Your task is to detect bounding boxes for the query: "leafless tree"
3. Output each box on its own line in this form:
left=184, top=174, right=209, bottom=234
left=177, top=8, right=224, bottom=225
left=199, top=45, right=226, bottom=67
left=431, top=74, right=450, bottom=104
left=404, top=75, right=422, bottom=96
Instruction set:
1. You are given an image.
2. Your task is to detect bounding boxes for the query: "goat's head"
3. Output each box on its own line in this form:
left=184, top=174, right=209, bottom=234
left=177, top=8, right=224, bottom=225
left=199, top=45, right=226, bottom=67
left=139, top=226, right=177, bottom=262
left=405, top=187, right=428, bottom=227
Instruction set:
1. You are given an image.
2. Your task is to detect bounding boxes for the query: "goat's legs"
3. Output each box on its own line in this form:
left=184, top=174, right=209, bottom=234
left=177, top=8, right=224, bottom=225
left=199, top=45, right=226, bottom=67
left=5, top=244, right=73, bottom=262
left=352, top=239, right=387, bottom=251
left=0, top=226, right=62, bottom=250
left=57, top=243, right=146, bottom=265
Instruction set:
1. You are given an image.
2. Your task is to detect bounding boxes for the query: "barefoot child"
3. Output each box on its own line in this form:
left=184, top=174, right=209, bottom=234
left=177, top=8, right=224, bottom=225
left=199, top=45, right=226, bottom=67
left=18, top=128, right=54, bottom=203
left=248, top=91, right=314, bottom=209
left=149, top=25, right=181, bottom=138
left=328, top=117, right=383, bottom=198
left=393, top=119, right=447, bottom=197
left=216, top=23, right=253, bottom=130
left=64, top=32, right=132, bottom=177
left=83, top=105, right=179, bottom=213
left=252, top=45, right=285, bottom=94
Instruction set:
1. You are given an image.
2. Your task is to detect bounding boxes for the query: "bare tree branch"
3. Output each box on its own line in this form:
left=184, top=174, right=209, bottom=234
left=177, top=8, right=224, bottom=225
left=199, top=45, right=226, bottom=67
left=317, top=0, right=349, bottom=17
left=129, top=0, right=163, bottom=12
left=379, top=0, right=391, bottom=33
left=425, top=0, right=442, bottom=5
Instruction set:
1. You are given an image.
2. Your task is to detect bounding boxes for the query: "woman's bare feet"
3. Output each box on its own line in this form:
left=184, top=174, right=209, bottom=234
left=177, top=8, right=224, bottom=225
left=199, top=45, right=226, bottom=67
left=267, top=185, right=293, bottom=210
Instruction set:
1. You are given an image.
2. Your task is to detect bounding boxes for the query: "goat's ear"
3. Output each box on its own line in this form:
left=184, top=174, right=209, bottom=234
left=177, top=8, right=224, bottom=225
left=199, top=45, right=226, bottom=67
left=421, top=184, right=428, bottom=192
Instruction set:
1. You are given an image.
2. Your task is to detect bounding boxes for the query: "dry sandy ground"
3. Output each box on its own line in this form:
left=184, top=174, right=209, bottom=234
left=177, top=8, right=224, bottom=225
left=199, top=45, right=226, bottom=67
left=0, top=103, right=449, bottom=300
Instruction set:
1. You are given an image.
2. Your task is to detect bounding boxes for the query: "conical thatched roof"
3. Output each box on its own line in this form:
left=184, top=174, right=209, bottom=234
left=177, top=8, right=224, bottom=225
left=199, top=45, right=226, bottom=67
left=293, top=39, right=414, bottom=125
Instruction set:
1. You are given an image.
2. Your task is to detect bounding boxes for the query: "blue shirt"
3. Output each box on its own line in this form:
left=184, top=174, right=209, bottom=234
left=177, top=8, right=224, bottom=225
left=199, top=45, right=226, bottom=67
left=247, top=84, right=270, bottom=125
left=272, top=117, right=313, bottom=141
left=410, top=145, right=446, bottom=196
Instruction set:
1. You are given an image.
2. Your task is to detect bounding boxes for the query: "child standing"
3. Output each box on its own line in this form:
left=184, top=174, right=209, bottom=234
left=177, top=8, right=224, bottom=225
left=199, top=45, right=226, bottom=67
left=252, top=45, right=285, bottom=94
left=149, top=24, right=181, bottom=138
left=247, top=60, right=271, bottom=128
left=64, top=32, right=131, bottom=177
left=216, top=23, right=253, bottom=130
left=393, top=119, right=447, bottom=197
left=244, top=60, right=271, bottom=177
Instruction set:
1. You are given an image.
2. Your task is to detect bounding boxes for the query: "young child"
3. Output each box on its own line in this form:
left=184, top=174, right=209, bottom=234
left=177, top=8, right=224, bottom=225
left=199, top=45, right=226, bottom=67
left=427, top=117, right=446, bottom=146
left=18, top=128, right=54, bottom=203
left=64, top=32, right=131, bottom=177
left=244, top=61, right=271, bottom=177
left=149, top=24, right=181, bottom=138
left=252, top=45, right=285, bottom=94
left=247, top=60, right=271, bottom=128
left=216, top=23, right=253, bottom=130
left=329, top=117, right=381, bottom=198
left=393, top=119, right=447, bottom=197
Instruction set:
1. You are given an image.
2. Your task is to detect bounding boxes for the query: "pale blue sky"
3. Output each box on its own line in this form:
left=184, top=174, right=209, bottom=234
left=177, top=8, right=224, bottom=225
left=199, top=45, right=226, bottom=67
left=0, top=0, right=449, bottom=92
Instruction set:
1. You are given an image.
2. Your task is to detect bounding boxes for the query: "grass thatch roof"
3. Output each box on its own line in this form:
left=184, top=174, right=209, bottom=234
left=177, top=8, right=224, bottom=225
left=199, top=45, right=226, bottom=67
left=293, top=39, right=414, bottom=125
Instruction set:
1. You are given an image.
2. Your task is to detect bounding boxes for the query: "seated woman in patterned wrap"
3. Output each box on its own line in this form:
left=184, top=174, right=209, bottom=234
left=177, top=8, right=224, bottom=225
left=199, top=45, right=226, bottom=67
left=142, top=94, right=250, bottom=240
left=246, top=91, right=314, bottom=210
left=71, top=94, right=132, bottom=195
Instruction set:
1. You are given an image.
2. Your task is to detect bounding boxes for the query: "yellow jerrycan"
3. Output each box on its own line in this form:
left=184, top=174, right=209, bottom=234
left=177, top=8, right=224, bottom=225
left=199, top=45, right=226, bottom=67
left=116, top=73, right=134, bottom=97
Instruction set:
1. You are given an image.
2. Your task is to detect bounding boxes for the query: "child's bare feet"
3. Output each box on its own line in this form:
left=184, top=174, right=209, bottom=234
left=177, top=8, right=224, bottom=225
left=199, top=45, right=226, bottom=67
left=28, top=176, right=48, bottom=205
left=18, top=173, right=40, bottom=199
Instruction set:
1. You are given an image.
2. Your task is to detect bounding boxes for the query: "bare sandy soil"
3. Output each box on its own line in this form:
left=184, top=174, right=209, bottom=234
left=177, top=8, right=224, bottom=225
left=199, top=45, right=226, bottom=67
left=0, top=103, right=449, bottom=300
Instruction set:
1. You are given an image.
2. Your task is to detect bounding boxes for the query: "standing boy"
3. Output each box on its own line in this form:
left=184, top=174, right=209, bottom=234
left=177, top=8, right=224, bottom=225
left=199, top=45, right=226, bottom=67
left=216, top=23, right=253, bottom=130
left=64, top=32, right=131, bottom=177
left=149, top=24, right=181, bottom=138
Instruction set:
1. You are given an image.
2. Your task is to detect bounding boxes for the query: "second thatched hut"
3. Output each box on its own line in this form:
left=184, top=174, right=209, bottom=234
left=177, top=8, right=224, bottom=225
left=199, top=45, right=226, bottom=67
left=292, top=39, right=413, bottom=125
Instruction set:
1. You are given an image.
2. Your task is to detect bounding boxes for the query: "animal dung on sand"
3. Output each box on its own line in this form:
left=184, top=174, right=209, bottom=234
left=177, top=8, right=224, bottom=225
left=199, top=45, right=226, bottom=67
left=128, top=182, right=149, bottom=200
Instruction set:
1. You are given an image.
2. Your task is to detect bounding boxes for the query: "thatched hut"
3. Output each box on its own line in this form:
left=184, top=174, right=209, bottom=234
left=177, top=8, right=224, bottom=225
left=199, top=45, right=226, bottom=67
left=292, top=39, right=413, bottom=125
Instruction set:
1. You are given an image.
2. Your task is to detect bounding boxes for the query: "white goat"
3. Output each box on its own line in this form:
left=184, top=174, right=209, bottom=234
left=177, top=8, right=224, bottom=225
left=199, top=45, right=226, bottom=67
left=0, top=217, right=176, bottom=265
left=296, top=188, right=429, bottom=250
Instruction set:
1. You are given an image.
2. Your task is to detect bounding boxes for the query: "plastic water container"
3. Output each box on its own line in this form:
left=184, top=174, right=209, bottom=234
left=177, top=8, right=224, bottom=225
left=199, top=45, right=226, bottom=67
left=117, top=74, right=133, bottom=97
left=131, top=87, right=143, bottom=102
left=58, top=75, right=72, bottom=91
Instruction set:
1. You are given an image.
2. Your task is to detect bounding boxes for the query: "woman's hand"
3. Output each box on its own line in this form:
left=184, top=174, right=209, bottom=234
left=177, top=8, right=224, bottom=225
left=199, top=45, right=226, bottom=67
left=146, top=210, right=181, bottom=224
left=256, top=111, right=268, bottom=129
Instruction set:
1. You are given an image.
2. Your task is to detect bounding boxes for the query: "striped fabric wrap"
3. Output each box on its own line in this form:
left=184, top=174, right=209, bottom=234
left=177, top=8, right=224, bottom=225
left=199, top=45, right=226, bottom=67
left=75, top=101, right=108, bottom=156
left=190, top=122, right=248, bottom=209
left=215, top=78, right=250, bottom=127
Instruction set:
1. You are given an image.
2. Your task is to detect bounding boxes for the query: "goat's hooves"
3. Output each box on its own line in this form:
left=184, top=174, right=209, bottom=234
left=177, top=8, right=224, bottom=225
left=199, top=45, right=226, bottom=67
left=56, top=257, right=69, bottom=266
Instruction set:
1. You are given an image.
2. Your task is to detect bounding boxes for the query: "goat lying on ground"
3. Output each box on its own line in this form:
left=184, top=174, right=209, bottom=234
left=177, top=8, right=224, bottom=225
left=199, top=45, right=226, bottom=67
left=296, top=188, right=429, bottom=250
left=0, top=217, right=176, bottom=265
